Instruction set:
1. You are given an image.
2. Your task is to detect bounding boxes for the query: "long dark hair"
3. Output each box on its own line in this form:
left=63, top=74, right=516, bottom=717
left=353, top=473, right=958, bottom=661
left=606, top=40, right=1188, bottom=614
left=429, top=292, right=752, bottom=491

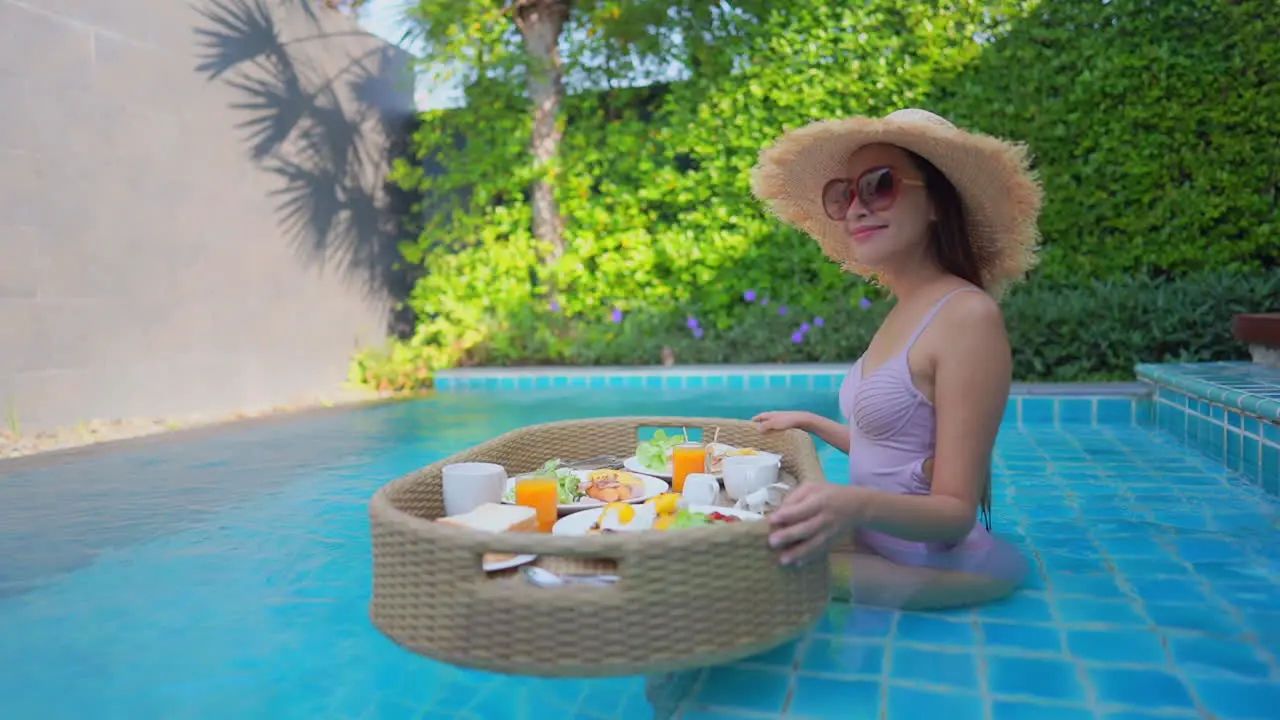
left=907, top=150, right=993, bottom=530
left=906, top=151, right=984, bottom=291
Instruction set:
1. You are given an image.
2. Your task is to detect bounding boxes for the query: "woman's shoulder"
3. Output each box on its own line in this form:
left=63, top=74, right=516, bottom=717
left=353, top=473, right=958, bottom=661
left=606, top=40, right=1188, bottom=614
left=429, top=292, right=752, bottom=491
left=929, top=286, right=1009, bottom=348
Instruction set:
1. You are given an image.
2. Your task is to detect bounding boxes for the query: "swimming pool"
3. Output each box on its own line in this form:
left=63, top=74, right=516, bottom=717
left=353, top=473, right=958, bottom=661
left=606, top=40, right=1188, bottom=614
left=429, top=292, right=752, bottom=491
left=0, top=385, right=1276, bottom=719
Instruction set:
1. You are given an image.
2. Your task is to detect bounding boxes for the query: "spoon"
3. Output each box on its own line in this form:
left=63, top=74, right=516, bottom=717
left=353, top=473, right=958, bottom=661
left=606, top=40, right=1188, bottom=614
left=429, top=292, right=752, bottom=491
left=522, top=566, right=620, bottom=588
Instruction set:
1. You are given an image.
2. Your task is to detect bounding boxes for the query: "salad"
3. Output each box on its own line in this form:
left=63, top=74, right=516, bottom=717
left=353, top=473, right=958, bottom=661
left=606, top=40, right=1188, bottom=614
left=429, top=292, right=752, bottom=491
left=502, top=460, right=648, bottom=505
left=502, top=459, right=581, bottom=504
left=635, top=429, right=685, bottom=473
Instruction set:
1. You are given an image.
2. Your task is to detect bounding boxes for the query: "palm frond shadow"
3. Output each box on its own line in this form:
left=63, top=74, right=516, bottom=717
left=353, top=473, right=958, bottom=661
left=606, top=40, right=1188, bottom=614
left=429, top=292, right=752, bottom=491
left=192, top=0, right=416, bottom=331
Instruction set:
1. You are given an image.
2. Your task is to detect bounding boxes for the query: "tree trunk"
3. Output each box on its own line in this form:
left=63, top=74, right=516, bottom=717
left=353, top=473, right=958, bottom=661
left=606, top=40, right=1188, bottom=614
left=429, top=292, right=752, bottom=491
left=514, top=0, right=568, bottom=261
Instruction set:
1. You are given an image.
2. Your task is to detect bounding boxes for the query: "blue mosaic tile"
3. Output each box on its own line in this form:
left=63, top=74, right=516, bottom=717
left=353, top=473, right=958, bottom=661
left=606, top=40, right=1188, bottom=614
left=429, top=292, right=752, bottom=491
left=799, top=638, right=883, bottom=676
left=1167, top=636, right=1271, bottom=680
left=739, top=639, right=800, bottom=670
left=894, top=614, right=978, bottom=647
left=1058, top=398, right=1093, bottom=425
left=1191, top=677, right=1280, bottom=719
left=813, top=606, right=894, bottom=639
left=1097, top=398, right=1133, bottom=425
left=1021, top=397, right=1056, bottom=424
left=981, top=622, right=1063, bottom=655
left=890, top=646, right=977, bottom=688
left=1065, top=629, right=1167, bottom=665
left=681, top=708, right=770, bottom=720
left=1089, top=667, right=1197, bottom=711
left=977, top=593, right=1055, bottom=623
left=988, top=656, right=1087, bottom=703
left=887, top=686, right=984, bottom=720
left=991, top=701, right=1093, bottom=720
left=693, top=667, right=789, bottom=713
left=1054, top=597, right=1147, bottom=627
left=788, top=676, right=879, bottom=719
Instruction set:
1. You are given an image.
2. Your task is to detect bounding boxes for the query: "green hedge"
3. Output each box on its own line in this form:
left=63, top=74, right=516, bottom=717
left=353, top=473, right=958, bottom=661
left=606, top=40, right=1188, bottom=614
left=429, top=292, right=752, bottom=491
left=362, top=0, right=1279, bottom=389
left=353, top=270, right=1280, bottom=388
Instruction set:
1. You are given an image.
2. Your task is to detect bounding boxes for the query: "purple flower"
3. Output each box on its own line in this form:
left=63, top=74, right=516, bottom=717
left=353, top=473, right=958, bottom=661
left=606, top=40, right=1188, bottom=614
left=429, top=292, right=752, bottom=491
left=778, top=305, right=788, bottom=316
left=790, top=331, right=804, bottom=344
left=800, top=322, right=811, bottom=333
left=814, top=316, right=825, bottom=327
left=743, top=289, right=757, bottom=302
left=686, top=316, right=700, bottom=330
left=611, top=307, right=624, bottom=323
left=549, top=300, right=560, bottom=313
left=860, top=297, right=872, bottom=310
left=762, top=298, right=770, bottom=306
left=692, top=327, right=704, bottom=339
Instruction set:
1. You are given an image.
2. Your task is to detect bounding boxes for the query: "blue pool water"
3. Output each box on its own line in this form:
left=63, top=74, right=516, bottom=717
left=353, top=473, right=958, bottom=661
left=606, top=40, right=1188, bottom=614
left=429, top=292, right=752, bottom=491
left=0, top=387, right=1277, bottom=719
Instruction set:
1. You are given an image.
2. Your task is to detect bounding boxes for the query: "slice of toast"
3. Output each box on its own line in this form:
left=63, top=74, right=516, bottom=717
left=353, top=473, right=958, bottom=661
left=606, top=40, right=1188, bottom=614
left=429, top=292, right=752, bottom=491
left=438, top=502, right=538, bottom=565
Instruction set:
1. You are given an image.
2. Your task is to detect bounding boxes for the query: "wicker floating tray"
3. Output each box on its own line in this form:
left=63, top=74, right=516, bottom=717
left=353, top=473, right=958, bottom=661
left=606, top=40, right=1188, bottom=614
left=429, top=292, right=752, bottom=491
left=368, top=416, right=831, bottom=678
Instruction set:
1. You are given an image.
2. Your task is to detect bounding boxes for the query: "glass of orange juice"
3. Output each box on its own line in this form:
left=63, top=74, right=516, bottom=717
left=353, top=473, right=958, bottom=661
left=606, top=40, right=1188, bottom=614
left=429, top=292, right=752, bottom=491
left=515, top=477, right=559, bottom=532
left=671, top=442, right=708, bottom=494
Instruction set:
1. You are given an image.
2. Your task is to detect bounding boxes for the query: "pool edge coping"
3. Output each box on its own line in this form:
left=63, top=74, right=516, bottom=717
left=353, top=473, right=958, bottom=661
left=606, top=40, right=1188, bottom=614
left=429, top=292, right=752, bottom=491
left=435, top=365, right=1150, bottom=397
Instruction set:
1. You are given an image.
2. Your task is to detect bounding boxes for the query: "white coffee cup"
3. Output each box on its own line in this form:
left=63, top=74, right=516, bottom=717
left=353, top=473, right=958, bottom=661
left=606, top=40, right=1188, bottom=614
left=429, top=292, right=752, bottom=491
left=722, top=455, right=781, bottom=500
left=442, top=462, right=507, bottom=516
left=681, top=472, right=720, bottom=506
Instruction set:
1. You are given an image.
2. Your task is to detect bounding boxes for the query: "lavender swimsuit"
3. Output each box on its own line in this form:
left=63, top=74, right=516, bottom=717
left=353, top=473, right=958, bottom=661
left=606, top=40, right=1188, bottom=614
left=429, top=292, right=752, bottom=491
left=838, top=288, right=1027, bottom=582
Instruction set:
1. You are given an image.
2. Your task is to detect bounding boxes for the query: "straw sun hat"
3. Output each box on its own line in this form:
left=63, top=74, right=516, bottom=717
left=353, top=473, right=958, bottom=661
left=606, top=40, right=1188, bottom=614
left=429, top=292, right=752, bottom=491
left=750, top=108, right=1044, bottom=298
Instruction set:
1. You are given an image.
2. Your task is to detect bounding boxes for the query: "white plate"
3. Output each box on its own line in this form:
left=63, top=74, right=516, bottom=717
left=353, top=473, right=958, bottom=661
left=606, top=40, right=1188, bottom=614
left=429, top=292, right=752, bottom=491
left=483, top=553, right=537, bottom=573
left=501, top=470, right=669, bottom=512
left=552, top=504, right=764, bottom=536
left=624, top=445, right=783, bottom=478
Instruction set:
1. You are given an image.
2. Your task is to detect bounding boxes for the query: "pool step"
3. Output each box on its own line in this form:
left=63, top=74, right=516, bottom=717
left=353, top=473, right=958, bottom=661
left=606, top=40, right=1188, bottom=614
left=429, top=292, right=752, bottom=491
left=1138, top=361, right=1280, bottom=495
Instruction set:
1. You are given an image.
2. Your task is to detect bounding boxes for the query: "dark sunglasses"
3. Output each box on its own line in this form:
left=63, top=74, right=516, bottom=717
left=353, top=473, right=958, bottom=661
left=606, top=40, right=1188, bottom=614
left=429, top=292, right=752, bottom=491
left=821, top=166, right=925, bottom=221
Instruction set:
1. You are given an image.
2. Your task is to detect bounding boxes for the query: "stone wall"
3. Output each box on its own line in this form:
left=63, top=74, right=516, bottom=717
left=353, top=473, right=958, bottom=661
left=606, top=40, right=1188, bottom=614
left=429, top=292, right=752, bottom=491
left=0, top=0, right=416, bottom=431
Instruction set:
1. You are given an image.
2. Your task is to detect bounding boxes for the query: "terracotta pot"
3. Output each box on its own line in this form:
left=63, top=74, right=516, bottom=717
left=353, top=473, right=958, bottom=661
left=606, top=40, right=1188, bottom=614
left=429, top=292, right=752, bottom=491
left=1233, top=313, right=1280, bottom=348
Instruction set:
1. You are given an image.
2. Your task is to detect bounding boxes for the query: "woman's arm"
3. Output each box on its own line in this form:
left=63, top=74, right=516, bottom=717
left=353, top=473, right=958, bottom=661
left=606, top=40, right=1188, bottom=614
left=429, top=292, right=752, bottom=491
left=843, top=296, right=1010, bottom=543
left=801, top=415, right=851, bottom=454
left=754, top=411, right=851, bottom=454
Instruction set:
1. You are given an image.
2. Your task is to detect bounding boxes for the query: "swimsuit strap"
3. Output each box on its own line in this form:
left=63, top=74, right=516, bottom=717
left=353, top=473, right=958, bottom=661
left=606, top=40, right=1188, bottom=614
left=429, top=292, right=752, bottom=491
left=903, top=287, right=986, bottom=352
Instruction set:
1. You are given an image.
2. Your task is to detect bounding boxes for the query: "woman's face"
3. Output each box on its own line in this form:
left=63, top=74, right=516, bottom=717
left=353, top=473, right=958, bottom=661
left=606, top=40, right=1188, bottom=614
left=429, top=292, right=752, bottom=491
left=828, top=143, right=934, bottom=272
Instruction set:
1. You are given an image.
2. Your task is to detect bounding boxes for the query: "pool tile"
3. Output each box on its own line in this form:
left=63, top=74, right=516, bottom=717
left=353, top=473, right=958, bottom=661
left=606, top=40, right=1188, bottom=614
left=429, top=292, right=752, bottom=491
left=1089, top=667, right=1196, bottom=711
left=893, top=614, right=977, bottom=647
left=681, top=709, right=771, bottom=720
left=1166, top=636, right=1271, bottom=680
left=788, top=676, right=879, bottom=719
left=889, top=646, right=977, bottom=688
left=814, top=605, right=894, bottom=639
left=1097, top=398, right=1133, bottom=425
left=1022, top=398, right=1056, bottom=425
left=1191, top=676, right=1280, bottom=719
left=1127, top=576, right=1208, bottom=605
left=693, top=667, right=789, bottom=713
left=991, top=700, right=1093, bottom=720
left=1054, top=597, right=1147, bottom=627
left=799, top=638, right=883, bottom=676
left=981, top=621, right=1063, bottom=655
left=739, top=639, right=800, bottom=669
left=886, top=685, right=983, bottom=720
left=977, top=593, right=1055, bottom=623
left=988, top=655, right=1087, bottom=703
left=1065, top=628, right=1167, bottom=665
left=1144, top=602, right=1244, bottom=637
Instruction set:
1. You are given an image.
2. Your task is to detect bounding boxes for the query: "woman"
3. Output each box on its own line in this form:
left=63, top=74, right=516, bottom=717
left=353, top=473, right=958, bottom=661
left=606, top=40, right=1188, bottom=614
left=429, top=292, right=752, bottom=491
left=748, top=108, right=1043, bottom=610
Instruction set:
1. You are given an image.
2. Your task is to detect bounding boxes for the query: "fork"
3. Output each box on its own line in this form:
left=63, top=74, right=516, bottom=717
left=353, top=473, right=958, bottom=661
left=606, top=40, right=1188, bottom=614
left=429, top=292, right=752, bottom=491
left=563, top=455, right=623, bottom=470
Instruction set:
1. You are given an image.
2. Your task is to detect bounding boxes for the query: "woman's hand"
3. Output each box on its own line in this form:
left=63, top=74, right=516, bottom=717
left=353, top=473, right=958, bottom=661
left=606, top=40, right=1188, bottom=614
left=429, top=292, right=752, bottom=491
left=768, top=483, right=862, bottom=566
left=752, top=410, right=815, bottom=433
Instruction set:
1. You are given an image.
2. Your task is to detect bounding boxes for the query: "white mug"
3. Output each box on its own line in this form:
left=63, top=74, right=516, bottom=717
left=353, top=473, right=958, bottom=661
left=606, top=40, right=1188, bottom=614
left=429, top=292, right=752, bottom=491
left=722, top=455, right=781, bottom=500
left=681, top=472, right=720, bottom=506
left=442, top=462, right=507, bottom=516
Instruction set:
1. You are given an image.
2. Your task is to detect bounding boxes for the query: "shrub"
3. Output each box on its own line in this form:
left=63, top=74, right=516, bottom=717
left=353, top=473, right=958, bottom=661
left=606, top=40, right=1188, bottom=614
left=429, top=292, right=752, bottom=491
left=369, top=0, right=1279, bottom=387
left=350, top=270, right=1280, bottom=387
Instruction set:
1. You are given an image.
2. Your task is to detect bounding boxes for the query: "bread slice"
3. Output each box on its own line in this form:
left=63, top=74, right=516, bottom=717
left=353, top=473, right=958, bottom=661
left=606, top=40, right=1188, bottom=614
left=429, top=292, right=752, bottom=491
left=438, top=503, right=538, bottom=565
